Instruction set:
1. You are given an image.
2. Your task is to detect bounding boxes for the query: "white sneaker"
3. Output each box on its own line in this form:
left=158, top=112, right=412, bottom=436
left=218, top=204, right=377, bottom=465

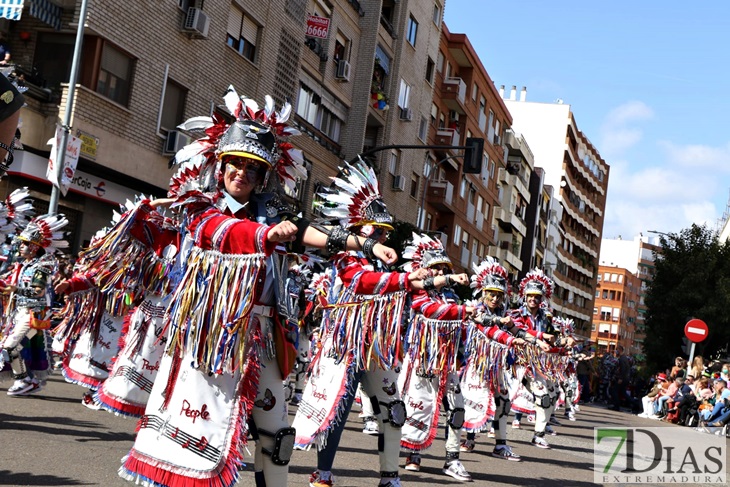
left=404, top=453, right=421, bottom=471
left=363, top=419, right=379, bottom=435
left=7, top=378, right=34, bottom=396
left=487, top=428, right=495, bottom=438
left=573, top=404, right=580, bottom=412
left=492, top=445, right=522, bottom=461
left=82, top=392, right=102, bottom=410
left=459, top=439, right=475, bottom=452
left=511, top=420, right=521, bottom=429
left=443, top=459, right=471, bottom=482
left=565, top=411, right=576, bottom=421
left=532, top=435, right=551, bottom=449
left=637, top=413, right=649, bottom=418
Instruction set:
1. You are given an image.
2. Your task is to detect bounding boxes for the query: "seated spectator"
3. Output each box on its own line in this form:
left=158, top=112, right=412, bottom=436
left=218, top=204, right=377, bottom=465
left=664, top=376, right=692, bottom=423
left=700, top=379, right=730, bottom=425
left=690, top=356, right=705, bottom=380
left=670, top=357, right=686, bottom=378
left=653, top=374, right=678, bottom=419
left=638, top=373, right=666, bottom=418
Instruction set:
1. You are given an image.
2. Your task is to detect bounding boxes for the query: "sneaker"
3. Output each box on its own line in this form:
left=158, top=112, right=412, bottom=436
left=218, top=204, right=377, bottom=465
left=443, top=459, right=471, bottom=482
left=7, top=378, right=34, bottom=396
left=545, top=425, right=557, bottom=436
left=573, top=404, right=580, bottom=412
left=492, top=445, right=522, bottom=462
left=565, top=411, right=576, bottom=421
left=511, top=420, right=521, bottom=429
left=309, top=470, right=334, bottom=487
left=532, top=435, right=551, bottom=449
left=379, top=478, right=402, bottom=487
left=459, top=439, right=475, bottom=452
left=290, top=392, right=303, bottom=406
left=404, top=453, right=421, bottom=471
left=363, top=419, right=379, bottom=435
left=487, top=428, right=495, bottom=438
left=527, top=414, right=536, bottom=423
left=548, top=416, right=562, bottom=426
left=82, top=392, right=101, bottom=410
left=637, top=413, right=649, bottom=418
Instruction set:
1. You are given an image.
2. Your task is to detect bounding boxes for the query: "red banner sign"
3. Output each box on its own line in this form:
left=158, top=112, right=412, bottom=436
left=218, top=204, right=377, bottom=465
left=306, top=14, right=330, bottom=39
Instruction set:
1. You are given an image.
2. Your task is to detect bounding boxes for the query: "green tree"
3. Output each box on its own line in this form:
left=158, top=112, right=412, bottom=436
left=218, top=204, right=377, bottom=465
left=643, top=224, right=730, bottom=372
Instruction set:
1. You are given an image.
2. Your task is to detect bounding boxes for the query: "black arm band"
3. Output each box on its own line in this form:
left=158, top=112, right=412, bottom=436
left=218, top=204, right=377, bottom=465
left=325, top=226, right=349, bottom=255
left=362, top=238, right=377, bottom=260
left=0, top=139, right=14, bottom=174
left=423, top=276, right=436, bottom=291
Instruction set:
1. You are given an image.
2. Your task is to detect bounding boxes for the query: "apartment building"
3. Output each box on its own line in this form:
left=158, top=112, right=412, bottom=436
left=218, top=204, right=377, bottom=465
left=599, top=235, right=661, bottom=358
left=503, top=93, right=610, bottom=333
left=1, top=0, right=450, bottom=251
left=592, top=265, right=641, bottom=356
left=421, top=23, right=509, bottom=272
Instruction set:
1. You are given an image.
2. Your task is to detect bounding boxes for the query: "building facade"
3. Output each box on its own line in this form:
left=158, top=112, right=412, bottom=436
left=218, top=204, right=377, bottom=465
left=592, top=265, right=641, bottom=356
left=503, top=92, right=610, bottom=334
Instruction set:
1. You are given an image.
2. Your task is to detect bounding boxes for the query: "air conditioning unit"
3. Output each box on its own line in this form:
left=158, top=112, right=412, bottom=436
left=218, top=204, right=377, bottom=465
left=335, top=60, right=351, bottom=81
left=399, top=107, right=412, bottom=121
left=392, top=175, right=406, bottom=192
left=182, top=7, right=210, bottom=39
left=162, top=130, right=191, bottom=156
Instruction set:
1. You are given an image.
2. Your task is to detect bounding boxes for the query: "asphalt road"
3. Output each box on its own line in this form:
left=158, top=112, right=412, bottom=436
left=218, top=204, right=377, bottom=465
left=1, top=375, right=727, bottom=486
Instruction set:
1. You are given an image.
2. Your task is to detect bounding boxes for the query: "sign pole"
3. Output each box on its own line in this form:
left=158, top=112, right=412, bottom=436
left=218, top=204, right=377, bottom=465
left=48, top=0, right=89, bottom=215
left=687, top=342, right=696, bottom=374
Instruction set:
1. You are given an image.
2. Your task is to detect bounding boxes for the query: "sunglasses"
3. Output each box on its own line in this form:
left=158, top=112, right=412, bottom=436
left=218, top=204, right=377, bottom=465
left=224, top=157, right=266, bottom=178
left=485, top=291, right=504, bottom=301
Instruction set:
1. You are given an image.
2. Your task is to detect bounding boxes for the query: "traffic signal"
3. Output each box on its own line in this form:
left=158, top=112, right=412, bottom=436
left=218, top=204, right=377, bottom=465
left=462, top=137, right=484, bottom=174
left=681, top=337, right=690, bottom=355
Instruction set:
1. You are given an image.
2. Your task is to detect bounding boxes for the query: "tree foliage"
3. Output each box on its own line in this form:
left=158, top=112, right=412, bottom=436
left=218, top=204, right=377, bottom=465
left=643, top=224, right=730, bottom=372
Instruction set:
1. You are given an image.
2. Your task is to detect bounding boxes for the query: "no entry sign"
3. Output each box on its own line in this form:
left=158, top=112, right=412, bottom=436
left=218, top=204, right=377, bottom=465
left=684, top=319, right=708, bottom=343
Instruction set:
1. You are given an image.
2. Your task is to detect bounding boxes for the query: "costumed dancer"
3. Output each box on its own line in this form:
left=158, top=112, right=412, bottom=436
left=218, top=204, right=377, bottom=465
left=119, top=88, right=397, bottom=487
left=54, top=199, right=155, bottom=408
left=459, top=257, right=531, bottom=460
left=550, top=316, right=578, bottom=422
left=398, top=233, right=474, bottom=481
left=293, top=161, right=430, bottom=487
left=0, top=214, right=67, bottom=395
left=510, top=269, right=558, bottom=449
left=93, top=202, right=179, bottom=417
left=285, top=259, right=318, bottom=406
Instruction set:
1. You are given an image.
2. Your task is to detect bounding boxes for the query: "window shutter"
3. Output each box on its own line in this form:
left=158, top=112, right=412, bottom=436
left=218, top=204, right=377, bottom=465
left=241, top=15, right=258, bottom=45
left=228, top=7, right=243, bottom=37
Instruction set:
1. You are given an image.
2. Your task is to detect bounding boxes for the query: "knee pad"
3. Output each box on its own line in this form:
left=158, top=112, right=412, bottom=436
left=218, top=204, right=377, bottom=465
left=448, top=407, right=465, bottom=429
left=534, top=394, right=551, bottom=409
left=256, top=427, right=296, bottom=466
left=382, top=399, right=406, bottom=428
left=7, top=344, right=22, bottom=360
left=494, top=395, right=511, bottom=419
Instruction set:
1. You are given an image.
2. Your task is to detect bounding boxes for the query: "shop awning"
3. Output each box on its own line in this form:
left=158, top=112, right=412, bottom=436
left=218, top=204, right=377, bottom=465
left=0, top=0, right=24, bottom=21
left=30, top=0, right=62, bottom=30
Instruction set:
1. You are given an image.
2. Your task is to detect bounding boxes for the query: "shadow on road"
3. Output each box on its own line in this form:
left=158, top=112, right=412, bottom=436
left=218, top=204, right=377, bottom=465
left=0, top=470, right=93, bottom=486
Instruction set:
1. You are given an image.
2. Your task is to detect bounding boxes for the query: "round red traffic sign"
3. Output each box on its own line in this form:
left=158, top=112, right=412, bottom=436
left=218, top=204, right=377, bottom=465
left=684, top=319, right=708, bottom=343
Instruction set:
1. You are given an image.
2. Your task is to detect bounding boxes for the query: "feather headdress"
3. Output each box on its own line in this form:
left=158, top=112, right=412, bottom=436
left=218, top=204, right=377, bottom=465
left=553, top=315, right=575, bottom=336
left=0, top=187, right=34, bottom=234
left=402, top=232, right=452, bottom=272
left=519, top=268, right=553, bottom=299
left=470, top=256, right=509, bottom=296
left=16, top=213, right=68, bottom=254
left=315, top=158, right=393, bottom=230
left=168, top=86, right=306, bottom=198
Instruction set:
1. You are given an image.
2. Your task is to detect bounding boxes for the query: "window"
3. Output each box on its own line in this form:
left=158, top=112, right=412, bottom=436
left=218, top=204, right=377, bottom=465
left=398, top=79, right=411, bottom=109
left=388, top=150, right=400, bottom=175
left=418, top=116, right=428, bottom=141
left=454, top=224, right=462, bottom=246
left=436, top=50, right=444, bottom=73
left=410, top=172, right=419, bottom=198
left=479, top=95, right=486, bottom=113
left=438, top=111, right=445, bottom=129
left=618, top=275, right=624, bottom=283
left=97, top=42, right=134, bottom=106
left=406, top=15, right=418, bottom=46
left=295, top=83, right=343, bottom=142
left=227, top=6, right=259, bottom=62
left=472, top=83, right=478, bottom=101
left=159, top=78, right=187, bottom=133
left=432, top=3, right=441, bottom=25
left=425, top=57, right=435, bottom=84
left=430, top=103, right=438, bottom=125
left=459, top=176, right=467, bottom=198
left=333, top=32, right=350, bottom=64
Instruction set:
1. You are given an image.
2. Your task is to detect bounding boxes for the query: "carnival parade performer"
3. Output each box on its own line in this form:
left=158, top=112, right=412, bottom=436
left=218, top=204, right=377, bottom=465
left=0, top=214, right=67, bottom=395
left=54, top=199, right=162, bottom=409
left=552, top=316, right=579, bottom=422
left=119, top=88, right=397, bottom=487
left=510, top=269, right=559, bottom=449
left=293, top=161, right=431, bottom=487
left=91, top=201, right=179, bottom=417
left=397, top=233, right=474, bottom=482
left=459, top=257, right=530, bottom=460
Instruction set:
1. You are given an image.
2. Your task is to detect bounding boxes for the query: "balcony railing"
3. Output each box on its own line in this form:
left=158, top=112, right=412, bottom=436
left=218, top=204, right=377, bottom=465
left=435, top=128, right=460, bottom=147
left=442, top=77, right=466, bottom=114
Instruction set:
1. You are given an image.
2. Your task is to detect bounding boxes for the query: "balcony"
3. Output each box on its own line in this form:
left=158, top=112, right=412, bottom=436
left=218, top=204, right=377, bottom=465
left=442, top=77, right=467, bottom=114
left=476, top=211, right=484, bottom=232
left=435, top=128, right=460, bottom=150
left=478, top=111, right=487, bottom=132
left=460, top=246, right=471, bottom=268
left=495, top=243, right=523, bottom=271
left=597, top=331, right=619, bottom=340
left=466, top=202, right=475, bottom=222
left=426, top=180, right=455, bottom=212
left=495, top=207, right=527, bottom=236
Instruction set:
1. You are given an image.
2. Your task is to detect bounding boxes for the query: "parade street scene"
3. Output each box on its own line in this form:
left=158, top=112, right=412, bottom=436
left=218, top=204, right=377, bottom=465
left=1, top=1, right=730, bottom=486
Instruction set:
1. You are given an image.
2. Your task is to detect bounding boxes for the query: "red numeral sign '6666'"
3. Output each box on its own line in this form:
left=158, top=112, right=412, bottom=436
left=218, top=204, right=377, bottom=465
left=306, top=15, right=330, bottom=39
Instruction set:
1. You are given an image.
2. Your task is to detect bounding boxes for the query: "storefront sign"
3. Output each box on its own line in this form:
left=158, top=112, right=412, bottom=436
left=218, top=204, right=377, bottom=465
left=76, top=129, right=99, bottom=161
